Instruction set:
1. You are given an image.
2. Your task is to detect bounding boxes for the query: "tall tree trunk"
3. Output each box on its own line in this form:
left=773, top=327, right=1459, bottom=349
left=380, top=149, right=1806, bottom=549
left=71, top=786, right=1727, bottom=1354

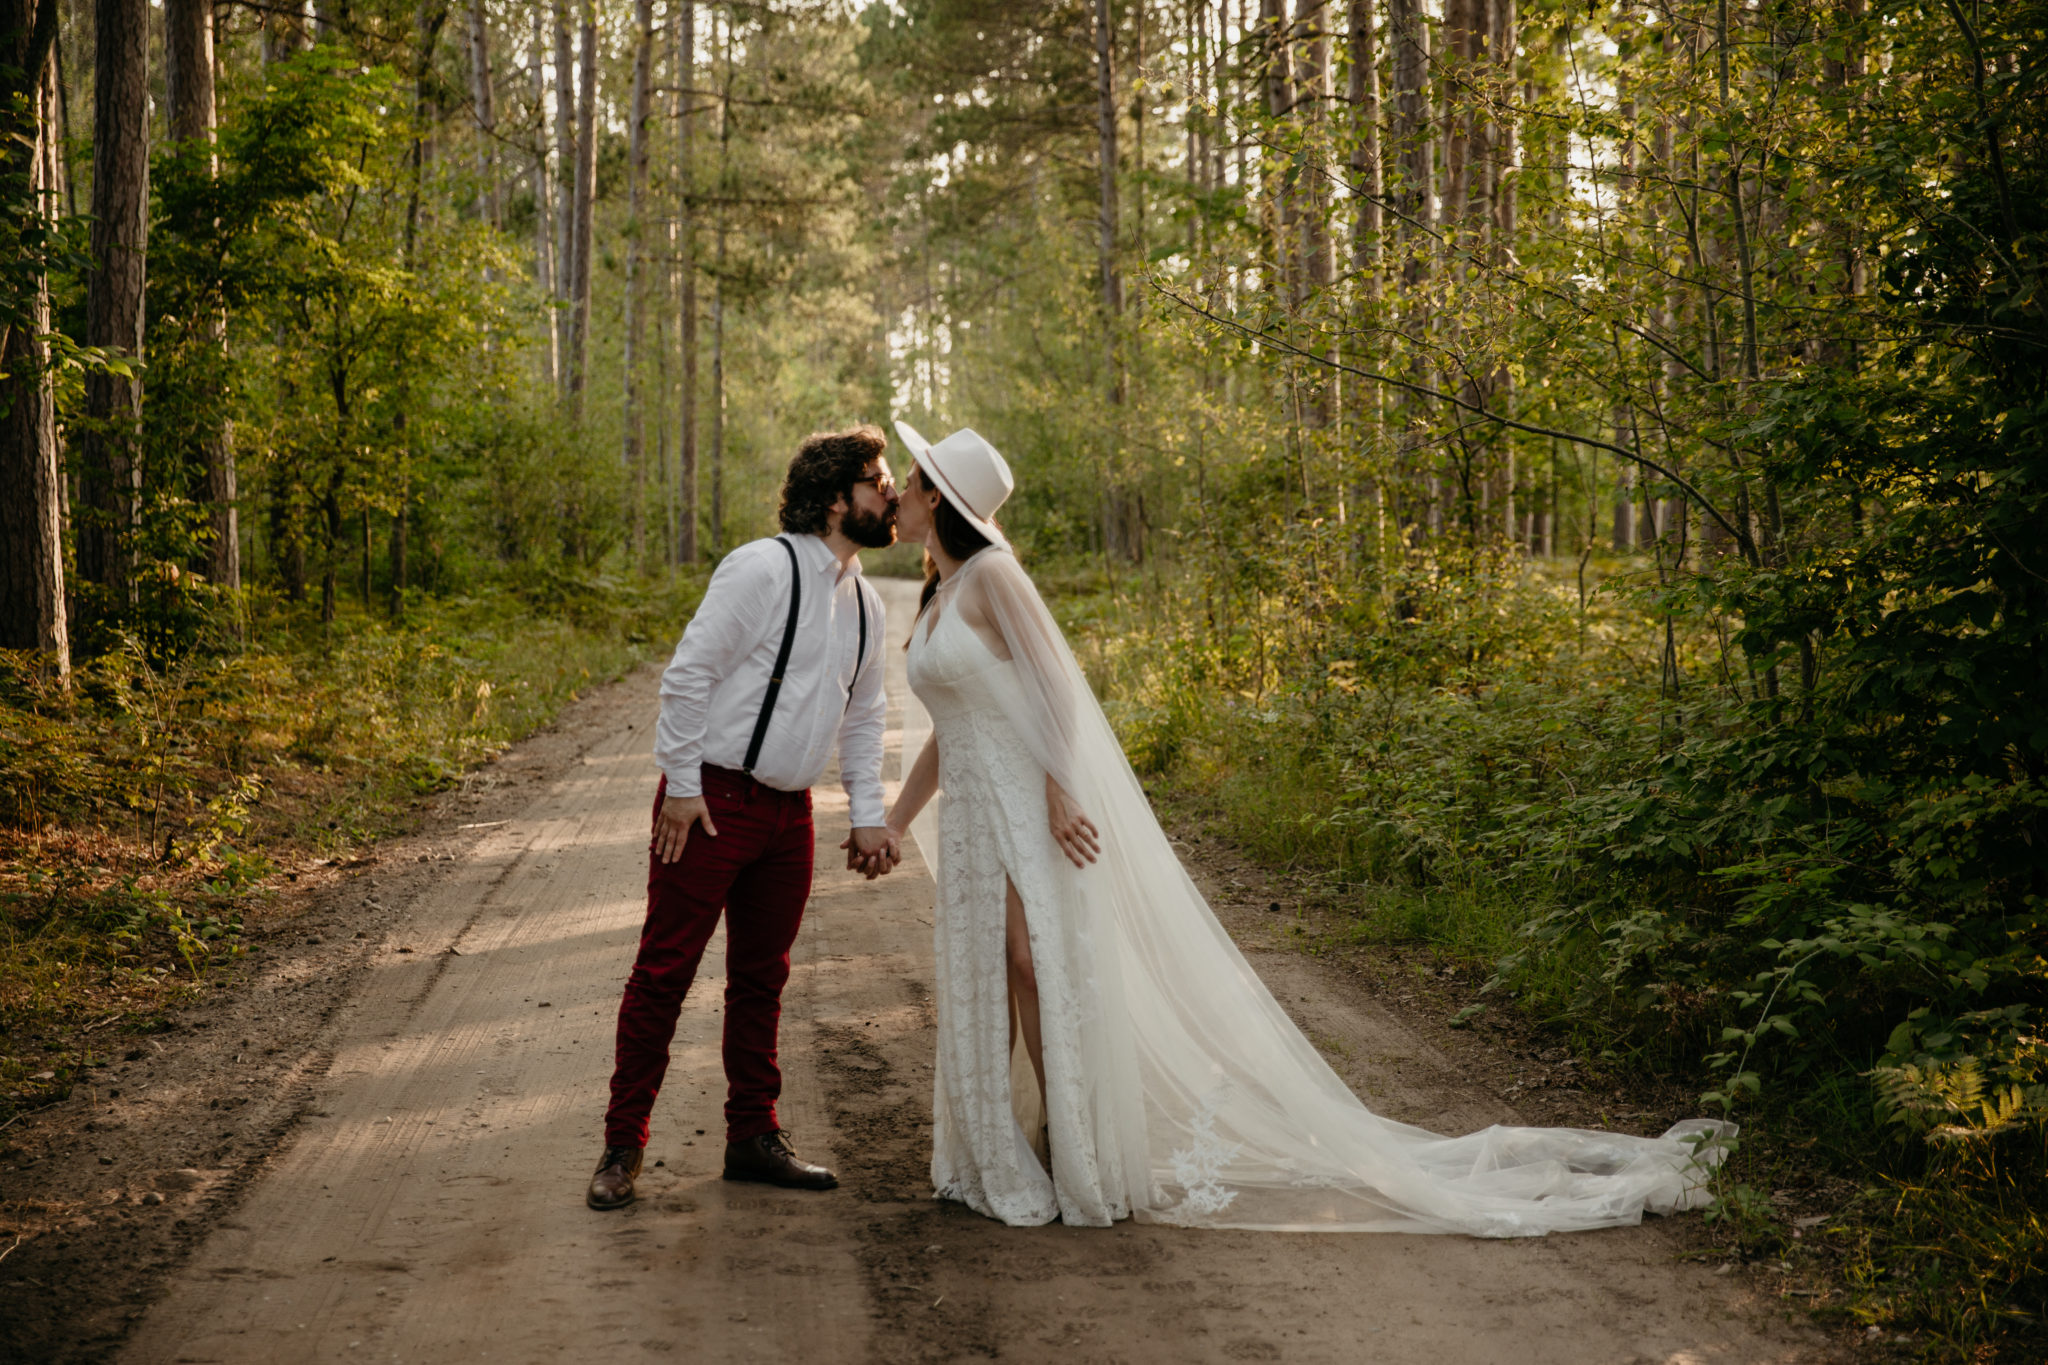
left=1297, top=0, right=1334, bottom=291
left=1259, top=0, right=1295, bottom=303
left=1490, top=0, right=1517, bottom=544
left=1187, top=0, right=1206, bottom=224
left=566, top=0, right=597, bottom=412
left=1491, top=0, right=1517, bottom=261
left=1095, top=0, right=1122, bottom=324
left=1348, top=0, right=1382, bottom=287
left=622, top=0, right=652, bottom=564
left=1388, top=0, right=1433, bottom=234
left=1094, top=0, right=1137, bottom=561
left=1442, top=0, right=1472, bottom=232
left=529, top=4, right=557, bottom=385
left=467, top=0, right=498, bottom=228
left=167, top=0, right=240, bottom=603
left=551, top=0, right=576, bottom=390
left=393, top=2, right=445, bottom=614
left=708, top=5, right=730, bottom=555
left=1347, top=0, right=1385, bottom=561
left=0, top=0, right=68, bottom=677
left=1388, top=0, right=1435, bottom=536
left=676, top=0, right=698, bottom=563
left=78, top=0, right=149, bottom=601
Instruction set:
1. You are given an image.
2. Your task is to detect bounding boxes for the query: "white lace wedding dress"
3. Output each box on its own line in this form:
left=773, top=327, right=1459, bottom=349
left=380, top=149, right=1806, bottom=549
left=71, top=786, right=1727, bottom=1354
left=904, top=547, right=1733, bottom=1234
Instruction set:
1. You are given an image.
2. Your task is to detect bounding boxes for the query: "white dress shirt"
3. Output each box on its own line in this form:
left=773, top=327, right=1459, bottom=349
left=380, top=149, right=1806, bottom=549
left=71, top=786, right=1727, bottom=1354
left=654, top=533, right=889, bottom=828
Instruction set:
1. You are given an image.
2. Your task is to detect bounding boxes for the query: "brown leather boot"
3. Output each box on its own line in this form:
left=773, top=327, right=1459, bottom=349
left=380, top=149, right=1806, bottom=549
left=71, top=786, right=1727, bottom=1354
left=722, top=1130, right=838, bottom=1190
left=586, top=1145, right=643, bottom=1210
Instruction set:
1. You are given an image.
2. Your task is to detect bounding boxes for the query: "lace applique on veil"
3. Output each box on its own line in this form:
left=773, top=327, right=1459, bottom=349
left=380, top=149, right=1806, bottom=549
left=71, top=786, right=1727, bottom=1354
left=1161, top=1088, right=1243, bottom=1224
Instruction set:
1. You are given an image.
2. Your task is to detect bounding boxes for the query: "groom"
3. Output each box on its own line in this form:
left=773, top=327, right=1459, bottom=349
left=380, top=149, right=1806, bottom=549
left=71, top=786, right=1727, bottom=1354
left=587, top=425, right=901, bottom=1211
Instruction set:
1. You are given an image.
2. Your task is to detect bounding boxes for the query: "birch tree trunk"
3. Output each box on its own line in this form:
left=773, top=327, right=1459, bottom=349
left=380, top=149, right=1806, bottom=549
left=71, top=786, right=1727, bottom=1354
left=528, top=4, right=557, bottom=385
left=0, top=0, right=68, bottom=677
left=78, top=0, right=149, bottom=599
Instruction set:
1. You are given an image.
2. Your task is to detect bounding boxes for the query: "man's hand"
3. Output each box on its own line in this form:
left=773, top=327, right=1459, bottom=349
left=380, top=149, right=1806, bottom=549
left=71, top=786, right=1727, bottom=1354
left=839, top=825, right=901, bottom=880
left=654, top=793, right=717, bottom=864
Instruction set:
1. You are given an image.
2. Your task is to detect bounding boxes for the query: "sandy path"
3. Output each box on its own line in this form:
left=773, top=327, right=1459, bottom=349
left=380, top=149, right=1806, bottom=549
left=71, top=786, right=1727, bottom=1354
left=118, top=577, right=1823, bottom=1365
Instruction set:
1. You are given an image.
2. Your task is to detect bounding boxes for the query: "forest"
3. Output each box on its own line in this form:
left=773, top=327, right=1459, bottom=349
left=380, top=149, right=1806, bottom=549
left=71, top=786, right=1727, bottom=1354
left=0, top=0, right=2042, bottom=1354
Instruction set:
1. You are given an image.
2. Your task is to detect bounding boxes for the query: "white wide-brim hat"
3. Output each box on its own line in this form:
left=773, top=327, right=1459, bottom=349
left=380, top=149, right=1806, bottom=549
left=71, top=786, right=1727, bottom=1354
left=893, top=420, right=1014, bottom=547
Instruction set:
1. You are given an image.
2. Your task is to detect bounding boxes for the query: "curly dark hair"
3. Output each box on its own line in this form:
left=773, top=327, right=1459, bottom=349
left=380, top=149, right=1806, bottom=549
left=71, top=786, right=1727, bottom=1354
left=777, top=425, right=887, bottom=535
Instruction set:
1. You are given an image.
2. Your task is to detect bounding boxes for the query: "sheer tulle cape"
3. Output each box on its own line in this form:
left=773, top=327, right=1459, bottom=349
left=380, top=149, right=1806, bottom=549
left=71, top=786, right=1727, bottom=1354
left=903, top=547, right=1735, bottom=1235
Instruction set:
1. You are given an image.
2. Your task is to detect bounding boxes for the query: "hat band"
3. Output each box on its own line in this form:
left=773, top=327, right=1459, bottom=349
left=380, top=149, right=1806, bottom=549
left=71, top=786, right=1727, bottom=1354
left=919, top=453, right=987, bottom=523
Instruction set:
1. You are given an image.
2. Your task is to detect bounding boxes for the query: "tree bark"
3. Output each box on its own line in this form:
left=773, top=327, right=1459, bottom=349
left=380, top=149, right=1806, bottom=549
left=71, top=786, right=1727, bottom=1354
left=1491, top=0, right=1517, bottom=543
left=1094, top=0, right=1122, bottom=322
left=1094, top=0, right=1138, bottom=561
left=1259, top=0, right=1295, bottom=303
left=623, top=0, right=652, bottom=563
left=1348, top=0, right=1382, bottom=288
left=0, top=0, right=68, bottom=677
left=1297, top=0, right=1333, bottom=291
left=529, top=3, right=557, bottom=385
left=1491, top=0, right=1516, bottom=260
left=676, top=0, right=698, bottom=563
left=467, top=0, right=498, bottom=228
left=1442, top=0, right=1472, bottom=231
left=1387, top=0, right=1435, bottom=535
left=1388, top=0, right=1433, bottom=233
left=1346, top=0, right=1385, bottom=560
left=551, top=0, right=576, bottom=390
left=167, top=0, right=241, bottom=601
left=709, top=5, right=730, bottom=554
left=77, top=0, right=149, bottom=600
left=566, top=0, right=597, bottom=412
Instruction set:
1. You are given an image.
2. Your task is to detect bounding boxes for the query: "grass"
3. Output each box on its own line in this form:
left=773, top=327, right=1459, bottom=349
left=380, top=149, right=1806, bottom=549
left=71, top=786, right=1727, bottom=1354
left=0, top=570, right=702, bottom=1129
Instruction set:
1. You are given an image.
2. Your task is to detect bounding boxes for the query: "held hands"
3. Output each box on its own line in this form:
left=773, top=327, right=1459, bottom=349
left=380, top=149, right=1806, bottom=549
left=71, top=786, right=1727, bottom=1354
left=840, top=825, right=902, bottom=880
left=1046, top=775, right=1102, bottom=868
left=654, top=794, right=717, bottom=864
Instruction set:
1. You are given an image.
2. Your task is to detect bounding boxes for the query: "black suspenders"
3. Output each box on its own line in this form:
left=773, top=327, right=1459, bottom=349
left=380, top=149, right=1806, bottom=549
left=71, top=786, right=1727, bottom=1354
left=847, top=586, right=868, bottom=713
left=740, top=537, right=871, bottom=775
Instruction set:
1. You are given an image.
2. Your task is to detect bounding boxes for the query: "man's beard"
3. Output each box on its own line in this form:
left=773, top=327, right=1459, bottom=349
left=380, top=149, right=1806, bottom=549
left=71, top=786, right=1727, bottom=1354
left=842, top=502, right=897, bottom=549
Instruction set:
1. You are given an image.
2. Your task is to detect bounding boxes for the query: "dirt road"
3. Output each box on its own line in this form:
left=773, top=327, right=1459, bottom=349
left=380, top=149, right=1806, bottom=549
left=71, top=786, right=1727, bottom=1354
left=109, top=577, right=1824, bottom=1364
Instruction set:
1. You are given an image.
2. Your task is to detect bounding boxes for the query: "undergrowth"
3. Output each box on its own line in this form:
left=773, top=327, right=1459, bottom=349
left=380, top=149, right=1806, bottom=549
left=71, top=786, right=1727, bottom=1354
left=1070, top=537, right=2046, bottom=1362
left=0, top=569, right=701, bottom=1129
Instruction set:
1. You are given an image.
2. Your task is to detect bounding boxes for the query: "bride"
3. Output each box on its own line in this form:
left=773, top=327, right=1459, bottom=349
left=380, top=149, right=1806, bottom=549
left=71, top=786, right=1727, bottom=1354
left=877, top=420, right=1733, bottom=1234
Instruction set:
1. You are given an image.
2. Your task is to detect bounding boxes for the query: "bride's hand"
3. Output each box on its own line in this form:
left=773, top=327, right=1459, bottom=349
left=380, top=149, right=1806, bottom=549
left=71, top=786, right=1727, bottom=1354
left=1045, top=775, right=1101, bottom=868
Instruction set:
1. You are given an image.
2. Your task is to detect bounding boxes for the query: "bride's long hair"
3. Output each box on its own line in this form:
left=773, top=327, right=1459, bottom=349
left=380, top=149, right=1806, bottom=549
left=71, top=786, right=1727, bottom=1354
left=908, top=464, right=997, bottom=642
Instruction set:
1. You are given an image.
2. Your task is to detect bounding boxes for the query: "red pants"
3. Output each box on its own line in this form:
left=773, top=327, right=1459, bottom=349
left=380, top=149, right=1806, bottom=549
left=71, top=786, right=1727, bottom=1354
left=603, top=766, right=814, bottom=1149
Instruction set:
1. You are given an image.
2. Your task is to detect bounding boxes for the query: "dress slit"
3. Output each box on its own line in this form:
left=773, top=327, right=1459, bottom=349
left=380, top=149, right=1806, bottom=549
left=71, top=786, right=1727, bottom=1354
left=1003, top=872, right=1051, bottom=1170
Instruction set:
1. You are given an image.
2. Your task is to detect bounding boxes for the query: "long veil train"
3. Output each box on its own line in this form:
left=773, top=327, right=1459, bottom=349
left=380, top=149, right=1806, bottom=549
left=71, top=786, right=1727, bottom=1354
left=902, top=547, right=1733, bottom=1235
